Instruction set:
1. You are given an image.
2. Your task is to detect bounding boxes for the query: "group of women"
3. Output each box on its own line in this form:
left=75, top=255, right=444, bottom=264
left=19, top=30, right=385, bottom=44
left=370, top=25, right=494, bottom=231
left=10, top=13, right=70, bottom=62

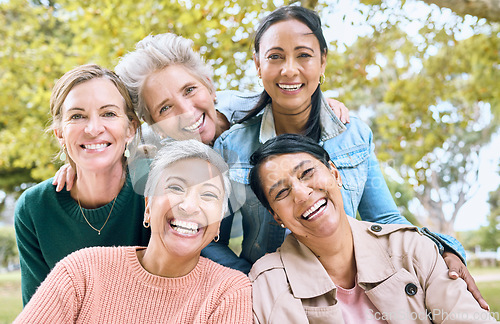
left=14, top=5, right=494, bottom=323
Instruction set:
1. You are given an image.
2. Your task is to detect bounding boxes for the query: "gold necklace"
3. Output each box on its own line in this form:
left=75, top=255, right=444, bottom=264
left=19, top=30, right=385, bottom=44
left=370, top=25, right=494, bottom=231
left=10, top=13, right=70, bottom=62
left=77, top=196, right=117, bottom=235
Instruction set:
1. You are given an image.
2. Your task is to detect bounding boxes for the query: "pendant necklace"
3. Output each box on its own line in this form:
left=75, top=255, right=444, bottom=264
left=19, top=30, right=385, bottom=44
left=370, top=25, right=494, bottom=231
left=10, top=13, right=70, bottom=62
left=77, top=196, right=117, bottom=235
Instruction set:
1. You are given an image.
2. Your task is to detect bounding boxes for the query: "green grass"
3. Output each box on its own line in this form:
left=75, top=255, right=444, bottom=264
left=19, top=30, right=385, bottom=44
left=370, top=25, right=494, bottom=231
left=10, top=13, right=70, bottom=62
left=0, top=270, right=22, bottom=324
left=477, top=281, right=500, bottom=318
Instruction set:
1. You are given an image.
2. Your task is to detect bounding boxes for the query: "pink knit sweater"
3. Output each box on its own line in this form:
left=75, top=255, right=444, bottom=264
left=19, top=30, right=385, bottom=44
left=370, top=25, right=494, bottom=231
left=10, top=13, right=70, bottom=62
left=15, top=246, right=252, bottom=323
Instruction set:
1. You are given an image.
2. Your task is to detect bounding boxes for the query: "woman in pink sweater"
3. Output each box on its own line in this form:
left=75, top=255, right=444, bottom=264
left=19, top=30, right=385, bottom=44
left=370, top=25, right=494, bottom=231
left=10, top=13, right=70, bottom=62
left=14, top=140, right=252, bottom=324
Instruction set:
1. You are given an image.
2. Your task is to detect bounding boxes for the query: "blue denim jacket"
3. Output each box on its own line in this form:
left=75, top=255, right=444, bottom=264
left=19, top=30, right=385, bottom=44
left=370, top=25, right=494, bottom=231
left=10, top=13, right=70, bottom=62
left=204, top=91, right=465, bottom=273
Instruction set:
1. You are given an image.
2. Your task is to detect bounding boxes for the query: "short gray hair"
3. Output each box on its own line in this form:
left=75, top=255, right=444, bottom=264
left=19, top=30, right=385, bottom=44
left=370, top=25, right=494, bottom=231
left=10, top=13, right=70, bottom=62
left=115, top=33, right=215, bottom=125
left=144, top=139, right=231, bottom=215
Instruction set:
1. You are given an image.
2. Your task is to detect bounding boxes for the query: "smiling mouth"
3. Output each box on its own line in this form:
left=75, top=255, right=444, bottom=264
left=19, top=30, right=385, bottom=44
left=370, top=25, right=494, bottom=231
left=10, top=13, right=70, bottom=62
left=170, top=219, right=201, bottom=235
left=81, top=143, right=110, bottom=150
left=183, top=114, right=204, bottom=132
left=301, top=198, right=327, bottom=220
left=278, top=83, right=304, bottom=91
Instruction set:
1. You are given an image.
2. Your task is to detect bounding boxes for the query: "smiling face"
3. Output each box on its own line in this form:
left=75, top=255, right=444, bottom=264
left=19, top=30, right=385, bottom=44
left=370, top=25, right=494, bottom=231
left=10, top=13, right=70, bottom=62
left=258, top=152, right=345, bottom=242
left=55, top=78, right=135, bottom=173
left=142, top=65, right=217, bottom=144
left=254, top=19, right=326, bottom=116
left=145, top=158, right=224, bottom=260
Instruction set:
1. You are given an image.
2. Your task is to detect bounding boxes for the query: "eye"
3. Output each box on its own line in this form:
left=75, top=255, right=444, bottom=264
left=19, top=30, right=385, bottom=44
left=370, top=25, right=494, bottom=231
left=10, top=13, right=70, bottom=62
left=275, top=187, right=290, bottom=201
left=201, top=191, right=219, bottom=200
left=300, top=167, right=314, bottom=180
left=267, top=53, right=282, bottom=60
left=70, top=114, right=84, bottom=120
left=298, top=53, right=312, bottom=58
left=185, top=86, right=196, bottom=95
left=159, top=105, right=171, bottom=115
left=167, top=184, right=184, bottom=193
left=103, top=111, right=117, bottom=117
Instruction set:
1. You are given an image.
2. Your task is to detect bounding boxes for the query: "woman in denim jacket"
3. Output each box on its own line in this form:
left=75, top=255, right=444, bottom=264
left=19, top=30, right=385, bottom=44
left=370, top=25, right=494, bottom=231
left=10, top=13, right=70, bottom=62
left=211, top=5, right=487, bottom=310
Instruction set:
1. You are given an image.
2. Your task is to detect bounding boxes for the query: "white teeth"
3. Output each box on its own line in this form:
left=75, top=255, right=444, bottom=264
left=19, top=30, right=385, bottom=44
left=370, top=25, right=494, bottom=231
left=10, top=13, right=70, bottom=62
left=278, top=83, right=302, bottom=91
left=183, top=114, right=204, bottom=131
left=302, top=199, right=326, bottom=219
left=83, top=143, right=108, bottom=150
left=171, top=219, right=199, bottom=235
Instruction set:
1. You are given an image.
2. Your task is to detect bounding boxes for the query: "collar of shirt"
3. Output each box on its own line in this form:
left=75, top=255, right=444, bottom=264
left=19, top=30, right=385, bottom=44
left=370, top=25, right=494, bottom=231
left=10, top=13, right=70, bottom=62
left=280, top=218, right=404, bottom=299
left=258, top=94, right=347, bottom=144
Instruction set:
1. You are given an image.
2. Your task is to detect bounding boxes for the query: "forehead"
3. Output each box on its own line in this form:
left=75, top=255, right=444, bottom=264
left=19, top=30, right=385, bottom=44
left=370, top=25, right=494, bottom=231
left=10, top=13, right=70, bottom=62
left=259, top=19, right=318, bottom=49
left=258, top=152, right=316, bottom=183
left=162, top=158, right=223, bottom=188
left=145, top=65, right=204, bottom=92
left=63, top=78, right=125, bottom=109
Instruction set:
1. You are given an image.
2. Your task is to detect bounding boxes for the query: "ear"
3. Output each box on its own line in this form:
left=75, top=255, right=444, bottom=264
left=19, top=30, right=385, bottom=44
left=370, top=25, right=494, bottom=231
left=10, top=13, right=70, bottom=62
left=144, top=197, right=151, bottom=217
left=320, top=52, right=327, bottom=74
left=328, top=161, right=342, bottom=185
left=253, top=52, right=261, bottom=77
left=270, top=210, right=282, bottom=224
left=54, top=128, right=65, bottom=146
left=125, top=121, right=137, bottom=143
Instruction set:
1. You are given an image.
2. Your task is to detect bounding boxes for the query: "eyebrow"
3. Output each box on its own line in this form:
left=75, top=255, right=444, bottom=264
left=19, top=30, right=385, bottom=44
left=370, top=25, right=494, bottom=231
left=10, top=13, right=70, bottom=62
left=267, top=160, right=312, bottom=196
left=66, top=104, right=120, bottom=112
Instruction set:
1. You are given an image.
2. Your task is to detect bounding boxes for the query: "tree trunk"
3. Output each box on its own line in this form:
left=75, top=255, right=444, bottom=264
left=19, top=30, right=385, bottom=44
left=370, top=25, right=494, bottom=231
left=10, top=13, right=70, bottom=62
left=422, top=0, right=500, bottom=22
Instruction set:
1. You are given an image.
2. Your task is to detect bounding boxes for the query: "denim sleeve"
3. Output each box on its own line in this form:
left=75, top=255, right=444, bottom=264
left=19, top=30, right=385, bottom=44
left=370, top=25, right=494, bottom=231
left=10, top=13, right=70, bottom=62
left=201, top=203, right=252, bottom=274
left=215, top=90, right=260, bottom=124
left=357, top=139, right=467, bottom=262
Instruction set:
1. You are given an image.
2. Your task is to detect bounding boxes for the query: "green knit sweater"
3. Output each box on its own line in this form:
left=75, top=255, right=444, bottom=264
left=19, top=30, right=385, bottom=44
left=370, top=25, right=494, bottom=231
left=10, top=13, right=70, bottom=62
left=14, top=176, right=150, bottom=305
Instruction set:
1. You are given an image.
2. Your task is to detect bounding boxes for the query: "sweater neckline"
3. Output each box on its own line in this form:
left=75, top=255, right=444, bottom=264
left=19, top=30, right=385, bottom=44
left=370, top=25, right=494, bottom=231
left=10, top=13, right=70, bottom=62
left=126, top=247, right=208, bottom=288
left=57, top=174, right=136, bottom=223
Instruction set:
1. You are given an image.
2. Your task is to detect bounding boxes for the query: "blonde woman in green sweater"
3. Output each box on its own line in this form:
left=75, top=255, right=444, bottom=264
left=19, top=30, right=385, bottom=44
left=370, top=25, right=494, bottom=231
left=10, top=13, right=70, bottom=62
left=15, top=140, right=252, bottom=324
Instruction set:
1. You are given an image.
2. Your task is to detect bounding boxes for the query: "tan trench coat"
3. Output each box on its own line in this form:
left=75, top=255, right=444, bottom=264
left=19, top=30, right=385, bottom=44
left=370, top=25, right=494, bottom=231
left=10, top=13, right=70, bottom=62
left=249, top=217, right=496, bottom=323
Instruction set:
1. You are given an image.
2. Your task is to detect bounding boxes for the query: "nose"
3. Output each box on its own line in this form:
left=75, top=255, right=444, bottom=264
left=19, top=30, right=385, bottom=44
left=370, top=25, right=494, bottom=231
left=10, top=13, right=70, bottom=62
left=281, top=57, right=299, bottom=78
left=293, top=180, right=313, bottom=204
left=175, top=97, right=197, bottom=116
left=177, top=191, right=201, bottom=215
left=85, top=115, right=105, bottom=137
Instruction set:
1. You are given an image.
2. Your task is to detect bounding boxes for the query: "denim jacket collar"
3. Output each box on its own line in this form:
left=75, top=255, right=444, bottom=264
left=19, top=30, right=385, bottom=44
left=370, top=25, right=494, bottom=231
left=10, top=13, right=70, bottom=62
left=259, top=94, right=347, bottom=144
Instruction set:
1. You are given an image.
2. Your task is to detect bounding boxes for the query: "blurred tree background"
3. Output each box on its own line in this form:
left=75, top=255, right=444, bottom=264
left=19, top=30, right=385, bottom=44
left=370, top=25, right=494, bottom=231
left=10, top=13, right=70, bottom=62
left=0, top=0, right=499, bottom=241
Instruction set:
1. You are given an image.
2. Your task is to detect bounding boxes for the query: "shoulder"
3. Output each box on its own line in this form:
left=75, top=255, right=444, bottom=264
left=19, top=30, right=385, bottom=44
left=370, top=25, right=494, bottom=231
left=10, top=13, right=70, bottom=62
left=15, top=179, right=57, bottom=217
left=352, top=219, right=438, bottom=262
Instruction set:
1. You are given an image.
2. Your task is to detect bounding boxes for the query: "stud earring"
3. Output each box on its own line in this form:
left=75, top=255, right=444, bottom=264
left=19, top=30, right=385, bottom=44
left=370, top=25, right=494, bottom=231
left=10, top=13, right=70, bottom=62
left=338, top=182, right=342, bottom=188
left=280, top=223, right=286, bottom=229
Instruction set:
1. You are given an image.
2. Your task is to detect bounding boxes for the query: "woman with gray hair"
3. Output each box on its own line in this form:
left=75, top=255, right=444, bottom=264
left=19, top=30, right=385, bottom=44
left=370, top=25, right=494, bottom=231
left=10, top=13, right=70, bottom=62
left=15, top=140, right=252, bottom=324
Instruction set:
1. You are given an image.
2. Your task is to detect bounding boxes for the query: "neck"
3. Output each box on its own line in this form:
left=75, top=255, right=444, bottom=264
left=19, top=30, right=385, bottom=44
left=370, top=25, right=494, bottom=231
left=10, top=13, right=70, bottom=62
left=71, top=164, right=126, bottom=208
left=272, top=103, right=311, bottom=135
left=138, top=243, right=199, bottom=278
left=302, top=218, right=356, bottom=289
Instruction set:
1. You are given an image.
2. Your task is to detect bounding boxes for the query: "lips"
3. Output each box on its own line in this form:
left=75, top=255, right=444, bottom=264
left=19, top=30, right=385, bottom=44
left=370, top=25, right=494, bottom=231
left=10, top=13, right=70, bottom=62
left=183, top=114, right=204, bottom=132
left=170, top=219, right=202, bottom=235
left=278, top=83, right=304, bottom=91
left=301, top=198, right=327, bottom=220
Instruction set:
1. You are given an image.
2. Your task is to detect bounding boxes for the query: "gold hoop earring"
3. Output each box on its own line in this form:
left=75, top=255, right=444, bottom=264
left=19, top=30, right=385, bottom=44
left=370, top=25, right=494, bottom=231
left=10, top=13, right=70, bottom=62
left=213, top=235, right=220, bottom=242
left=319, top=73, right=325, bottom=85
left=143, top=219, right=150, bottom=228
